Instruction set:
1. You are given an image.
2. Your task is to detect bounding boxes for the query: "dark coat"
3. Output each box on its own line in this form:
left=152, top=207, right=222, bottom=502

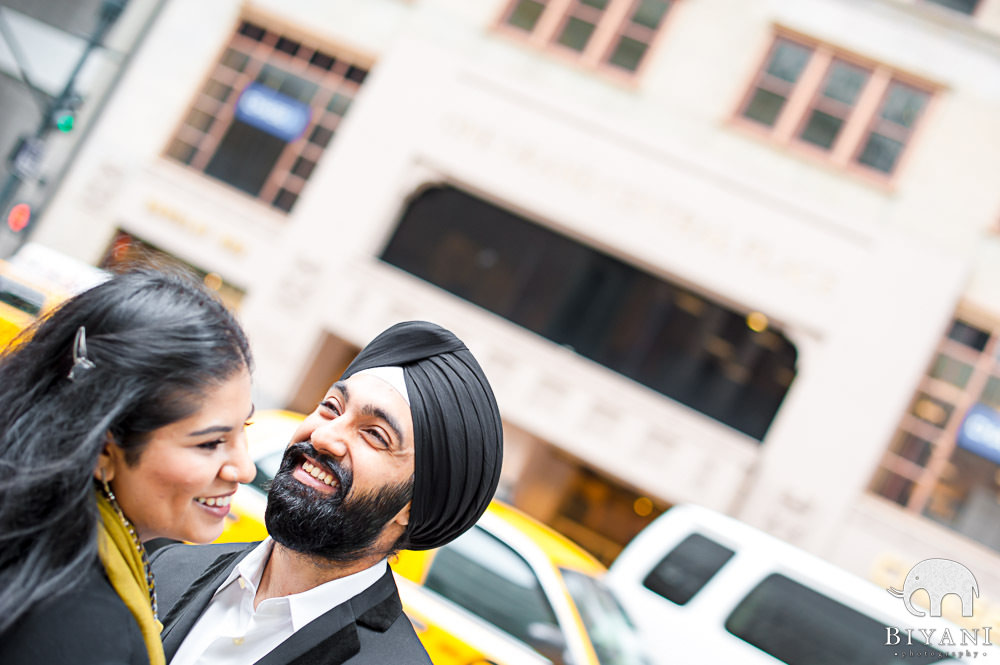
left=0, top=560, right=149, bottom=665
left=149, top=542, right=432, bottom=665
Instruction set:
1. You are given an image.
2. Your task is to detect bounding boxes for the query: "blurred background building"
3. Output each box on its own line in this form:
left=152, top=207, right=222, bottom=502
left=0, top=0, right=167, bottom=255
left=9, top=0, right=1000, bottom=620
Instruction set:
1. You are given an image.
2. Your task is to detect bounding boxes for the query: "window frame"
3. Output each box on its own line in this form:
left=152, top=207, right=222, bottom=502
left=495, top=0, right=678, bottom=81
left=871, top=307, right=1000, bottom=534
left=792, top=57, right=873, bottom=152
left=731, top=28, right=938, bottom=184
left=162, top=16, right=373, bottom=213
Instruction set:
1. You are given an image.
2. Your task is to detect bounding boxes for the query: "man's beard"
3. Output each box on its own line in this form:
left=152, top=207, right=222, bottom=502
left=264, top=441, right=414, bottom=563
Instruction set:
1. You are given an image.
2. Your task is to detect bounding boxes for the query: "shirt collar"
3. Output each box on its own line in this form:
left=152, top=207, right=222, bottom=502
left=209, top=539, right=272, bottom=600
left=214, top=538, right=389, bottom=631
left=286, top=557, right=387, bottom=630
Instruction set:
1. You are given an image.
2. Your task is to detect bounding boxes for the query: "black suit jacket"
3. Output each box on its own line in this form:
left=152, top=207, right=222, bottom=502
left=150, top=543, right=432, bottom=665
left=0, top=560, right=148, bottom=665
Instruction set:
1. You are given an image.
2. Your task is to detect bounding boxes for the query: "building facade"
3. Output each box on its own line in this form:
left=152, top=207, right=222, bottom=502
left=29, top=0, right=1000, bottom=625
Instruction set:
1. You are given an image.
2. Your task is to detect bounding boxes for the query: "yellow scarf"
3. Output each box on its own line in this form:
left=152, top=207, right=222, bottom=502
left=96, top=491, right=166, bottom=665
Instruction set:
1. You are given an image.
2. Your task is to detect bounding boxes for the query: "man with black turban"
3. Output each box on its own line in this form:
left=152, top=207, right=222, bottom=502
left=150, top=321, right=503, bottom=665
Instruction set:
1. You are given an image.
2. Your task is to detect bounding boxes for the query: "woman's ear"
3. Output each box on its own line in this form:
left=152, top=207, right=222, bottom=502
left=92, top=433, right=119, bottom=483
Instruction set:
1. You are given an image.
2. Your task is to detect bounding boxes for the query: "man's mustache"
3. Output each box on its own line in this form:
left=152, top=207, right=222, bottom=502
left=281, top=441, right=352, bottom=494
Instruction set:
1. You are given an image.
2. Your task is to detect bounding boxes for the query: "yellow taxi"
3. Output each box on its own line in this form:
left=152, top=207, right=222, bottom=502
left=393, top=501, right=651, bottom=665
left=222, top=411, right=651, bottom=665
left=0, top=244, right=109, bottom=349
left=0, top=259, right=56, bottom=348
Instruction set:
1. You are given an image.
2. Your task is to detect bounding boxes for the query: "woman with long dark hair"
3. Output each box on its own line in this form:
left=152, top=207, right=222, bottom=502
left=0, top=269, right=257, bottom=665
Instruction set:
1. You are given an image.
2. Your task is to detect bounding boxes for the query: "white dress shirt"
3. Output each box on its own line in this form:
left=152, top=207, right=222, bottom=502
left=169, top=539, right=387, bottom=665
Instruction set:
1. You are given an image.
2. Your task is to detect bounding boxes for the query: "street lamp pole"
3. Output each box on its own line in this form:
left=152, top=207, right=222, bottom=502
left=0, top=0, right=127, bottom=247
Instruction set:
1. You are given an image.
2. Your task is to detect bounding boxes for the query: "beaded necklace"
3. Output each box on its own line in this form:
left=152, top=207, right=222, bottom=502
left=100, top=480, right=159, bottom=621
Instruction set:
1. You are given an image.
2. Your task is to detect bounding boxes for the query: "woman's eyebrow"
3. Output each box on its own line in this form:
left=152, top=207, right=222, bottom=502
left=188, top=424, right=232, bottom=437
left=188, top=402, right=256, bottom=437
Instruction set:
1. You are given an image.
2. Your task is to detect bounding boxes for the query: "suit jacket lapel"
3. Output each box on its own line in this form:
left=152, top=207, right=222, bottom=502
left=160, top=549, right=249, bottom=659
left=253, top=569, right=403, bottom=665
left=254, top=603, right=358, bottom=665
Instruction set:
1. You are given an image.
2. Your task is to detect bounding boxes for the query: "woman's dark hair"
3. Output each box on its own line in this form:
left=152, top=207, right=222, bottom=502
left=0, top=268, right=253, bottom=634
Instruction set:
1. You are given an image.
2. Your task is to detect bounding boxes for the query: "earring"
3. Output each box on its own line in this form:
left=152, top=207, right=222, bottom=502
left=99, top=469, right=118, bottom=506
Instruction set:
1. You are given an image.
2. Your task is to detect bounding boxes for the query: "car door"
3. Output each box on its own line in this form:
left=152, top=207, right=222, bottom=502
left=420, top=524, right=580, bottom=665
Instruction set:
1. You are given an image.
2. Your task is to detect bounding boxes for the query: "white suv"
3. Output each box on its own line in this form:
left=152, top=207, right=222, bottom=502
left=606, top=504, right=994, bottom=665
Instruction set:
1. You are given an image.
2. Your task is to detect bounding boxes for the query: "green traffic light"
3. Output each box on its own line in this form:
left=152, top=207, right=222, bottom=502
left=55, top=113, right=75, bottom=133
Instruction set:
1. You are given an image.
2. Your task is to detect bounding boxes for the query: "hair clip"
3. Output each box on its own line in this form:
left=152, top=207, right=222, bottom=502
left=68, top=326, right=96, bottom=381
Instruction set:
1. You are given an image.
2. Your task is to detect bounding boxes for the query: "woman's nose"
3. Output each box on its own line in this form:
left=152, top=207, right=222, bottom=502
left=220, top=436, right=257, bottom=484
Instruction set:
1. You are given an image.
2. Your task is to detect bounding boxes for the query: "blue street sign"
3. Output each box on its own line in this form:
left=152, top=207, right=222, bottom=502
left=234, top=83, right=312, bottom=142
left=956, top=403, right=1000, bottom=465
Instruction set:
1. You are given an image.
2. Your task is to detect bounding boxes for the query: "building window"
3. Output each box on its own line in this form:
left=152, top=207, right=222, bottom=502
left=499, top=0, right=675, bottom=74
left=381, top=185, right=798, bottom=441
left=871, top=314, right=1000, bottom=553
left=552, top=465, right=665, bottom=564
left=922, top=0, right=980, bottom=15
left=738, top=34, right=932, bottom=177
left=100, top=230, right=246, bottom=310
left=165, top=20, right=369, bottom=213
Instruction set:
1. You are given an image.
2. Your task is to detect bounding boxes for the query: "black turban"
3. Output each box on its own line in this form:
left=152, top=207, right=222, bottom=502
left=341, top=321, right=503, bottom=550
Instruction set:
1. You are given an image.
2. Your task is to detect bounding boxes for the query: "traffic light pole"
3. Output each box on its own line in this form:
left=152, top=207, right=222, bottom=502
left=0, top=0, right=126, bottom=251
left=0, top=168, right=21, bottom=220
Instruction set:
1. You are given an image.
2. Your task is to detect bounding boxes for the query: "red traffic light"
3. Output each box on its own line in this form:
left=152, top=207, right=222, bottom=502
left=7, top=203, right=31, bottom=233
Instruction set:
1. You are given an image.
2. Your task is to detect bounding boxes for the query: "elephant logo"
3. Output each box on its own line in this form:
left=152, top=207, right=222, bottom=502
left=887, top=558, right=979, bottom=617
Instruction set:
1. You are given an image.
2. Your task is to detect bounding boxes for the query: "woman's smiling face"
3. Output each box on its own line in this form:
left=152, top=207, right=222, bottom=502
left=101, top=367, right=257, bottom=543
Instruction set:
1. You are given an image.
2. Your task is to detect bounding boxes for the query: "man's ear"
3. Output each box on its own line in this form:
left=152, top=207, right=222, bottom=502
left=92, top=433, right=120, bottom=483
left=393, top=502, right=411, bottom=527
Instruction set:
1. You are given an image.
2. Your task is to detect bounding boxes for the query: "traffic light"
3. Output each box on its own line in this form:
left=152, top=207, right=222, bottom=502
left=6, top=203, right=31, bottom=233
left=53, top=109, right=75, bottom=133
left=50, top=92, right=81, bottom=133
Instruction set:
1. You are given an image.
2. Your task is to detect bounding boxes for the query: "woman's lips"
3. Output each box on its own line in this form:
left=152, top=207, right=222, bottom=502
left=194, top=492, right=234, bottom=518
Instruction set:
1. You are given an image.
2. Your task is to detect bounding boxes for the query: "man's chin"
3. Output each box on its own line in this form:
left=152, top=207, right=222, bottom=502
left=267, top=526, right=377, bottom=563
left=264, top=469, right=413, bottom=563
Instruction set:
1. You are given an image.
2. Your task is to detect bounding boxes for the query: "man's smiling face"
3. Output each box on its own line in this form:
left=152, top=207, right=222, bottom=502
left=264, top=373, right=416, bottom=562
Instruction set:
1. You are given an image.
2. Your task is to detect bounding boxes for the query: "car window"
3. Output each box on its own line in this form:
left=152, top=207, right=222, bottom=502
left=424, top=526, right=563, bottom=657
left=642, top=532, right=734, bottom=605
left=562, top=568, right=651, bottom=665
left=250, top=449, right=285, bottom=493
left=725, top=573, right=957, bottom=665
left=0, top=275, right=45, bottom=316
